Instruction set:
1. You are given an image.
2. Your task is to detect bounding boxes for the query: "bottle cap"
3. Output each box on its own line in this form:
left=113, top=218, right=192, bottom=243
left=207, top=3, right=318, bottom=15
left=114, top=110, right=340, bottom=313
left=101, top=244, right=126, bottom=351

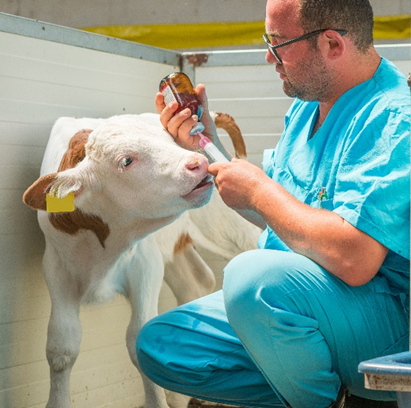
left=189, top=122, right=205, bottom=135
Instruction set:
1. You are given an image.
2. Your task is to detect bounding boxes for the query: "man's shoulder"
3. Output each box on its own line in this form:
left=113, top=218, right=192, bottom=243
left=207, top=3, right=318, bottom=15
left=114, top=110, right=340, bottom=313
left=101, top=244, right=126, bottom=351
left=373, top=58, right=410, bottom=106
left=340, top=58, right=410, bottom=121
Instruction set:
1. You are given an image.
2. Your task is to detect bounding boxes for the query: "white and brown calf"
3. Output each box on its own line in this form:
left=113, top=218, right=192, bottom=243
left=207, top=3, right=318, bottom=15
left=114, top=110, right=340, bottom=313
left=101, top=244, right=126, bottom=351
left=23, top=113, right=261, bottom=408
left=23, top=114, right=216, bottom=408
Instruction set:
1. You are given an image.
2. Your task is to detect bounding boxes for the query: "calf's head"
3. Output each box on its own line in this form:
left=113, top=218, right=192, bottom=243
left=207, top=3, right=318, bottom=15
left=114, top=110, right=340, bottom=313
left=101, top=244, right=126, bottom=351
left=23, top=115, right=214, bottom=245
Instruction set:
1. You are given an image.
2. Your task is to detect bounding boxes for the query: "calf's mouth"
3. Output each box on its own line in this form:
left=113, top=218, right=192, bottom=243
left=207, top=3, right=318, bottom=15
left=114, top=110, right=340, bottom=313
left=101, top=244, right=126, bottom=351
left=193, top=175, right=213, bottom=191
left=182, top=175, right=214, bottom=200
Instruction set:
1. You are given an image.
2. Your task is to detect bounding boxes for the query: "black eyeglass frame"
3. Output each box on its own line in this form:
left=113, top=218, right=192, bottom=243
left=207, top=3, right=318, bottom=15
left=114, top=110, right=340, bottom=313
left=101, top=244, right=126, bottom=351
left=263, top=29, right=348, bottom=64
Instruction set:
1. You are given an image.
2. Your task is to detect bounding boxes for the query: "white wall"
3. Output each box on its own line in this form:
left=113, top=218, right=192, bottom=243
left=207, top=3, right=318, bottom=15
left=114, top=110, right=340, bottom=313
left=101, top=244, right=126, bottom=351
left=0, top=0, right=409, bottom=28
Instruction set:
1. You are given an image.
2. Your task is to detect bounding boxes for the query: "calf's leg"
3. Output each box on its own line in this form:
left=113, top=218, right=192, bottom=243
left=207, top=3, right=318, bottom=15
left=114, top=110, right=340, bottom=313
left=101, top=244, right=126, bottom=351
left=45, top=282, right=82, bottom=408
left=164, top=243, right=216, bottom=306
left=123, top=241, right=171, bottom=408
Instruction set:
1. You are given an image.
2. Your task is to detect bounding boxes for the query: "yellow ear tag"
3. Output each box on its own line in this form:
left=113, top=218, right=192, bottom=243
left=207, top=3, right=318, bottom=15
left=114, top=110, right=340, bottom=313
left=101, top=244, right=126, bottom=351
left=46, top=192, right=76, bottom=213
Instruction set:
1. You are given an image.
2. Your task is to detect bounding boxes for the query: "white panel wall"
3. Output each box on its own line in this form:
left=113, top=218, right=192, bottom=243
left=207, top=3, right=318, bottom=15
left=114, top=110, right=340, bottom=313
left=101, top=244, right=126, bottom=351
left=0, top=29, right=178, bottom=408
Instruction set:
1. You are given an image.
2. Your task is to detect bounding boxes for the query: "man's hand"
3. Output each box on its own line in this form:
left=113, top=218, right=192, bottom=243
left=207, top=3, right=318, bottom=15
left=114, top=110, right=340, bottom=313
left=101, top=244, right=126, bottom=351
left=155, top=84, right=218, bottom=151
left=208, top=159, right=270, bottom=210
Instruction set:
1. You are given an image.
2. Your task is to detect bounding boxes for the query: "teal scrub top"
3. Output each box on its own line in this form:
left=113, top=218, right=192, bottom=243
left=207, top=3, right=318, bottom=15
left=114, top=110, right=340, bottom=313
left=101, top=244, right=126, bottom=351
left=258, top=58, right=410, bottom=295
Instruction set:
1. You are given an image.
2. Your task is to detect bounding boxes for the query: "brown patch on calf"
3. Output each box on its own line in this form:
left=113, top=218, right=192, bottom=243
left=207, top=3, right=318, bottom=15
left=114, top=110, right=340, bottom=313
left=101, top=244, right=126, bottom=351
left=22, top=129, right=110, bottom=248
left=58, top=129, right=91, bottom=171
left=173, top=233, right=194, bottom=255
left=214, top=112, right=247, bottom=159
left=49, top=211, right=110, bottom=248
left=49, top=129, right=110, bottom=248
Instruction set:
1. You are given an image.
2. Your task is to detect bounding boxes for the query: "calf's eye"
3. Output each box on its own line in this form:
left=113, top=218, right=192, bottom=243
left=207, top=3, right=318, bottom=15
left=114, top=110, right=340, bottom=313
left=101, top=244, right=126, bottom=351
left=119, top=156, right=133, bottom=170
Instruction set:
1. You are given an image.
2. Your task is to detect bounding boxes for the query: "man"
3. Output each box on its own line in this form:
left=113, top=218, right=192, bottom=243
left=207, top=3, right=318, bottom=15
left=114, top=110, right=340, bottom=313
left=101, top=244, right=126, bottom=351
left=136, top=0, right=410, bottom=407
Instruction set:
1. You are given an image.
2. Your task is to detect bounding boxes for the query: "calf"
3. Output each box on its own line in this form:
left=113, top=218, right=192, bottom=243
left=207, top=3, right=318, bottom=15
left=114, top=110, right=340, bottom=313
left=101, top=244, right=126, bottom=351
left=158, top=190, right=262, bottom=306
left=23, top=114, right=215, bottom=408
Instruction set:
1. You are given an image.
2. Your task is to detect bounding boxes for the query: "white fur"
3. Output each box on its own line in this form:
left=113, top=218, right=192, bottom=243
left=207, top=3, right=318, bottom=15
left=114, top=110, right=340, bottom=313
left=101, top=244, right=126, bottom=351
left=24, top=113, right=261, bottom=408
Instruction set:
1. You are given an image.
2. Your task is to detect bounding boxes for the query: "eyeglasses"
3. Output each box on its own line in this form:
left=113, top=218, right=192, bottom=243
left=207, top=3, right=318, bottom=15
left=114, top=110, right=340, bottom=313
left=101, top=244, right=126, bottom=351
left=263, top=29, right=348, bottom=64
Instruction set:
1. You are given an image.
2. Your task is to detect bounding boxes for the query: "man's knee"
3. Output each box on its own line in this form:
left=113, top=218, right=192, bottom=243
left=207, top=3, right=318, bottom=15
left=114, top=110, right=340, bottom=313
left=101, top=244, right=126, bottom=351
left=223, top=249, right=321, bottom=328
left=223, top=249, right=304, bottom=299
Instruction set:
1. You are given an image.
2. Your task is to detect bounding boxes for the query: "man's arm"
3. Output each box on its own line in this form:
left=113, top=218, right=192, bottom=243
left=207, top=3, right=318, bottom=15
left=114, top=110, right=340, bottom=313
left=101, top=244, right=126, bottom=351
left=235, top=209, right=267, bottom=230
left=209, top=159, right=388, bottom=286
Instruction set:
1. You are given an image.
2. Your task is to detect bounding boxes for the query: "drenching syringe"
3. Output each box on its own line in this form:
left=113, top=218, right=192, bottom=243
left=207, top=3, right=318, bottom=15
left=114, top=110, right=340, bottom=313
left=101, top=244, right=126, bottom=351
left=196, top=130, right=229, bottom=163
left=159, top=72, right=229, bottom=163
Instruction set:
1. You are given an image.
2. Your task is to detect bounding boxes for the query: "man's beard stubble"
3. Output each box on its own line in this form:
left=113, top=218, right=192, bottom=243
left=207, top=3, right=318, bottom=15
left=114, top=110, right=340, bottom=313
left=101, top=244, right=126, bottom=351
left=281, top=52, right=335, bottom=102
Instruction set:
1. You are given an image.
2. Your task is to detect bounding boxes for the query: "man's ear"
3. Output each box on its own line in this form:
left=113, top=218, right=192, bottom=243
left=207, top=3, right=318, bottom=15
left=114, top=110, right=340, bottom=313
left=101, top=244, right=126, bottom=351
left=23, top=168, right=84, bottom=211
left=322, top=30, right=346, bottom=59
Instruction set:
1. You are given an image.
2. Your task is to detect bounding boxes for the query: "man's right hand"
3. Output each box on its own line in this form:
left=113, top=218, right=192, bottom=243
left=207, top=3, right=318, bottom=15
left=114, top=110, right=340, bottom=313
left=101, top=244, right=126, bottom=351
left=155, top=84, right=219, bottom=152
left=155, top=92, right=202, bottom=150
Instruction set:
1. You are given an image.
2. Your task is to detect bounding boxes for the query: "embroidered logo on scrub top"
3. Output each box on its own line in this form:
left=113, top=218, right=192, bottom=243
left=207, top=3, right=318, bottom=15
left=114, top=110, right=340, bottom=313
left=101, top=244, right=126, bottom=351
left=319, top=187, right=328, bottom=208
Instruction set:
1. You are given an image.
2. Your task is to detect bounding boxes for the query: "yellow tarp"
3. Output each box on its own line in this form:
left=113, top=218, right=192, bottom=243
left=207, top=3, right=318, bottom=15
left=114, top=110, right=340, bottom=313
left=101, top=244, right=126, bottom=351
left=373, top=14, right=410, bottom=40
left=83, top=21, right=265, bottom=49
left=82, top=15, right=410, bottom=50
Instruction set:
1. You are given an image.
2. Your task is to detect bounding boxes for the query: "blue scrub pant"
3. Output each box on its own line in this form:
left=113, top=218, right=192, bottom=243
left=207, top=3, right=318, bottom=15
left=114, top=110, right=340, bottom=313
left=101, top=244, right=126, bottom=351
left=136, top=249, right=409, bottom=408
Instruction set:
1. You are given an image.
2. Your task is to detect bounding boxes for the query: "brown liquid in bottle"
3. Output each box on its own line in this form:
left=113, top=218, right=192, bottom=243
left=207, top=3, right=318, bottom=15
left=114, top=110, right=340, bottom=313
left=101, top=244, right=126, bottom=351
left=159, top=72, right=203, bottom=119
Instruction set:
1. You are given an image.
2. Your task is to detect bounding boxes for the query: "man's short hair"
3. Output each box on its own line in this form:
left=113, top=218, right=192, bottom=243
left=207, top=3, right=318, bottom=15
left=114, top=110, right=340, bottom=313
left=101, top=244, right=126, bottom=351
left=299, top=0, right=374, bottom=53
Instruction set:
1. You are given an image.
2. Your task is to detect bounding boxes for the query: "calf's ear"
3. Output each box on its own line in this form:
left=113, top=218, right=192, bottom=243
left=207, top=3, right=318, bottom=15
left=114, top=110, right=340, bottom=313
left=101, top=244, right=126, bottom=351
left=23, top=168, right=84, bottom=211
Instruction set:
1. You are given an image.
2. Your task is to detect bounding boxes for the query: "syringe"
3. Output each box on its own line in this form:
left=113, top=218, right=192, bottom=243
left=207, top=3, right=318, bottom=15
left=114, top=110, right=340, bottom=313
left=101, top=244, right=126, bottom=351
left=197, top=132, right=229, bottom=163
left=189, top=122, right=229, bottom=163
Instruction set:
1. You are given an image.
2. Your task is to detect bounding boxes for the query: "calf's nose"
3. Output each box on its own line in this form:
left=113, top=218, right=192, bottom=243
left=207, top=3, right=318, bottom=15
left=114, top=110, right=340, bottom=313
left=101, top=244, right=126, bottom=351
left=185, top=153, right=208, bottom=175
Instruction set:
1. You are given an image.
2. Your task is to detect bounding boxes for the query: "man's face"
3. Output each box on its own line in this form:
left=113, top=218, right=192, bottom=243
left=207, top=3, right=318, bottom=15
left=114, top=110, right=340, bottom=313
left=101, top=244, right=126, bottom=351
left=265, top=0, right=335, bottom=102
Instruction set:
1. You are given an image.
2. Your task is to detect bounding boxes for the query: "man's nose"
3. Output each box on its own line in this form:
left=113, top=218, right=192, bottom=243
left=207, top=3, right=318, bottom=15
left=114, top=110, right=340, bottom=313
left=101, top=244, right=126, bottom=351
left=265, top=49, right=277, bottom=64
